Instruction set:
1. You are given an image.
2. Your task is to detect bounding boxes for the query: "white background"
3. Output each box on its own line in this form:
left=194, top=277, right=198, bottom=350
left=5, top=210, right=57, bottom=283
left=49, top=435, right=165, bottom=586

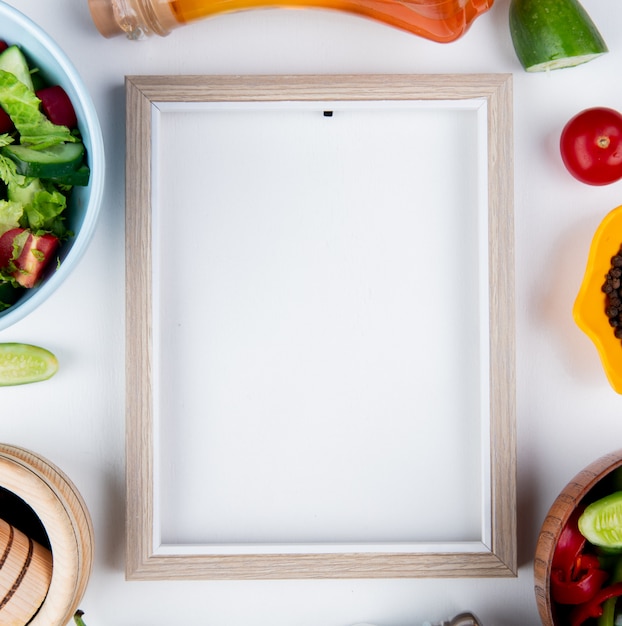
left=154, top=102, right=485, bottom=547
left=2, top=0, right=622, bottom=625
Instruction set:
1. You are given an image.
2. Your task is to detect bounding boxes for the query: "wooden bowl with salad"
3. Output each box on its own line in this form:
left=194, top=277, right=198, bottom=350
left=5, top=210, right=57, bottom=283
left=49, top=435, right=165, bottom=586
left=0, top=3, right=104, bottom=330
left=535, top=449, right=622, bottom=626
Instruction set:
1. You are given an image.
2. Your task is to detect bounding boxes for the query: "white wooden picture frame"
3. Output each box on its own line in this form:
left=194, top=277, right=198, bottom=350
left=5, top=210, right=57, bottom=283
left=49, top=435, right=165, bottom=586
left=125, top=74, right=515, bottom=580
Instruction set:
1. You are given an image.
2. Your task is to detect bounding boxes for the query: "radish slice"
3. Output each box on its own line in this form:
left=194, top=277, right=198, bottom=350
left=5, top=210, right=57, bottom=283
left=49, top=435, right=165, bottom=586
left=0, top=106, right=13, bottom=133
left=36, top=85, right=77, bottom=128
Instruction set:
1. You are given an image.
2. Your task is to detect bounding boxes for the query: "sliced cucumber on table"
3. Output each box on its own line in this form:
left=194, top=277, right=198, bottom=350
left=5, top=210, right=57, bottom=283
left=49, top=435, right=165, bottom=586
left=0, top=343, right=58, bottom=386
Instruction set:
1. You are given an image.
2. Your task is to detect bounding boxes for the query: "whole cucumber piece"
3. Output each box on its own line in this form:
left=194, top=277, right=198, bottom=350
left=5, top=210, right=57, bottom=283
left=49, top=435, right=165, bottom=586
left=509, top=0, right=607, bottom=72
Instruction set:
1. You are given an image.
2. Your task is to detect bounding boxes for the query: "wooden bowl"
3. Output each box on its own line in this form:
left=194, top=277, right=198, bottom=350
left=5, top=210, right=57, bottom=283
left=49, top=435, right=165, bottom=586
left=534, top=449, right=622, bottom=626
left=0, top=444, right=94, bottom=626
left=0, top=516, right=53, bottom=625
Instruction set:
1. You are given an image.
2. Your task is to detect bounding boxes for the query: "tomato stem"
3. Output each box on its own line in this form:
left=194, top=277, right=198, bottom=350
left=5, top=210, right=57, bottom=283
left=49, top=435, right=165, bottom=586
left=597, top=135, right=611, bottom=149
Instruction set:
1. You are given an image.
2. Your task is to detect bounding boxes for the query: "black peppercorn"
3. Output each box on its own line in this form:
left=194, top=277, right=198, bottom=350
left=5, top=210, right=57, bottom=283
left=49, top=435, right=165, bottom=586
left=602, top=244, right=622, bottom=344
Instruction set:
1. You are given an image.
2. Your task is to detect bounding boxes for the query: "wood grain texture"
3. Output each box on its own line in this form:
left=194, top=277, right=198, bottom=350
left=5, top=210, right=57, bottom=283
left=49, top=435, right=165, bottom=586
left=534, top=449, right=622, bottom=626
left=125, top=74, right=516, bottom=581
left=125, top=74, right=156, bottom=586
left=485, top=73, right=516, bottom=577
left=0, top=517, right=52, bottom=625
left=0, top=445, right=94, bottom=626
left=125, top=73, right=512, bottom=104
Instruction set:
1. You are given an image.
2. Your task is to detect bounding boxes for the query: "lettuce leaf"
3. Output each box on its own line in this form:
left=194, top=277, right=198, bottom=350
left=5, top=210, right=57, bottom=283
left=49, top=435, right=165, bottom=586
left=0, top=199, right=23, bottom=238
left=0, top=134, right=68, bottom=238
left=1, top=176, right=68, bottom=240
left=0, top=132, right=16, bottom=174
left=6, top=176, right=67, bottom=237
left=0, top=135, right=23, bottom=237
left=0, top=70, right=75, bottom=148
left=23, top=185, right=68, bottom=236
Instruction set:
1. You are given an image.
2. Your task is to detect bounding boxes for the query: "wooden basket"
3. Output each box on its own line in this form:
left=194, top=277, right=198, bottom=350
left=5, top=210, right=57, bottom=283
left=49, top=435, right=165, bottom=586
left=534, top=449, right=622, bottom=626
left=0, top=444, right=94, bottom=626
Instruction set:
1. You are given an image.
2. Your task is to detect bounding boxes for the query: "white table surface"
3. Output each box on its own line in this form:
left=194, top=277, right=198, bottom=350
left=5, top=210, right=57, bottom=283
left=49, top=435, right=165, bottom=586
left=3, top=0, right=622, bottom=624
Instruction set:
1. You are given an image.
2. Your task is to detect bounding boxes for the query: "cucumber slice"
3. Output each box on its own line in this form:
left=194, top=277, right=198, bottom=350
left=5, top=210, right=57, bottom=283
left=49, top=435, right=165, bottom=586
left=0, top=343, right=58, bottom=386
left=579, top=491, right=622, bottom=548
left=509, top=0, right=608, bottom=72
left=1, top=142, right=85, bottom=179
left=0, top=45, right=34, bottom=91
left=53, top=163, right=90, bottom=187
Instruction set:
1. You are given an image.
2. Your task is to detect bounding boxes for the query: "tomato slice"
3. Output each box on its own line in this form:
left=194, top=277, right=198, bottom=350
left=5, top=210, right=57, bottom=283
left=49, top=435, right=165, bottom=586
left=36, top=85, right=77, bottom=128
left=0, top=228, right=60, bottom=288
left=0, top=105, right=13, bottom=133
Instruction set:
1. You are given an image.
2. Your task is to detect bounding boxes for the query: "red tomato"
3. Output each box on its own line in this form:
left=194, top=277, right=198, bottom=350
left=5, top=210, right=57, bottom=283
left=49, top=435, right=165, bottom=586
left=0, top=228, right=59, bottom=288
left=36, top=85, right=78, bottom=129
left=0, top=106, right=13, bottom=133
left=560, top=107, right=622, bottom=186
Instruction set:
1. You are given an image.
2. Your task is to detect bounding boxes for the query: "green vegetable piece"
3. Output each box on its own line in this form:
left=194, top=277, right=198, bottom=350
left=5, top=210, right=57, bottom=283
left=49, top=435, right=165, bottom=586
left=509, top=0, right=608, bottom=72
left=0, top=342, right=58, bottom=386
left=0, top=45, right=34, bottom=91
left=53, top=163, right=90, bottom=187
left=600, top=597, right=616, bottom=626
left=0, top=282, right=21, bottom=310
left=7, top=176, right=68, bottom=237
left=1, top=142, right=84, bottom=179
left=598, top=556, right=622, bottom=626
left=0, top=69, right=75, bottom=148
left=579, top=491, right=622, bottom=548
left=0, top=199, right=23, bottom=237
left=73, top=610, right=87, bottom=626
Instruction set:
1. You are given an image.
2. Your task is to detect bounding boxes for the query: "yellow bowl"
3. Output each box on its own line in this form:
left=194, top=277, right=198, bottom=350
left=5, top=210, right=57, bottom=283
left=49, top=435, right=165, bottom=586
left=573, top=205, right=622, bottom=393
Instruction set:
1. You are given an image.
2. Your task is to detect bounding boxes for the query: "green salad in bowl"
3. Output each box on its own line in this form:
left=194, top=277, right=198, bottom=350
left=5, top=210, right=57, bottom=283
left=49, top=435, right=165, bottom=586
left=0, top=3, right=104, bottom=330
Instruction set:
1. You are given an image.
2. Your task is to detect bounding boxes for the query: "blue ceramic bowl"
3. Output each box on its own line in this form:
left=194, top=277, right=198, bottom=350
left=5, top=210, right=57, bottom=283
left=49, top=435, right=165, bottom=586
left=0, top=2, right=104, bottom=330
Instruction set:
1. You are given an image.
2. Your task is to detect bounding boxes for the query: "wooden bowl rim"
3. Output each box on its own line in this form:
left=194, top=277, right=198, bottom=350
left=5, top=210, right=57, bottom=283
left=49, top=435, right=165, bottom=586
left=0, top=445, right=94, bottom=626
left=534, top=449, right=622, bottom=626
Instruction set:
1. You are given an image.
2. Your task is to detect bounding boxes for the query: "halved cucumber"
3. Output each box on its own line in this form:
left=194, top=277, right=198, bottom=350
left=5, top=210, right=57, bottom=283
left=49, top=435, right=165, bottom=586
left=0, top=343, right=58, bottom=386
left=1, top=142, right=85, bottom=179
left=579, top=491, right=622, bottom=548
left=509, top=0, right=608, bottom=72
left=0, top=45, right=34, bottom=91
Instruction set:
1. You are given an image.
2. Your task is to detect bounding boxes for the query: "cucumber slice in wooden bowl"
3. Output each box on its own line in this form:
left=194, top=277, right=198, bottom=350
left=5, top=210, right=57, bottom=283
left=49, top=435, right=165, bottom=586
left=509, top=0, right=608, bottom=72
